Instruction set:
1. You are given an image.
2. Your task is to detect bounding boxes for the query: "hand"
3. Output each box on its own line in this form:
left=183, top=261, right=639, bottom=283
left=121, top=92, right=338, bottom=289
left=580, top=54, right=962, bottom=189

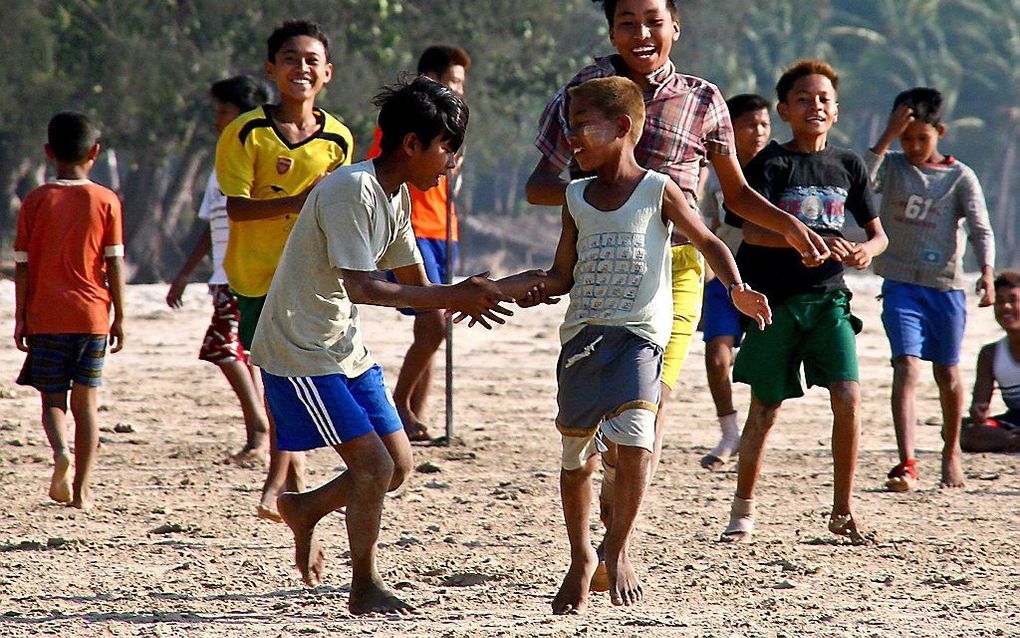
left=166, top=277, right=187, bottom=309
left=822, top=236, right=856, bottom=262
left=730, top=284, right=772, bottom=331
left=883, top=104, right=915, bottom=140
left=843, top=243, right=873, bottom=270
left=109, top=318, right=125, bottom=353
left=970, top=402, right=990, bottom=424
left=976, top=272, right=995, bottom=307
left=449, top=272, right=515, bottom=329
left=783, top=221, right=830, bottom=267
left=514, top=270, right=561, bottom=308
left=13, top=318, right=28, bottom=352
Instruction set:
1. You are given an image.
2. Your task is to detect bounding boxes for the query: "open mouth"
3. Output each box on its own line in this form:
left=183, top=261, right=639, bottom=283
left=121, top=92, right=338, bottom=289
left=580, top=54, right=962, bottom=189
left=631, top=46, right=657, bottom=60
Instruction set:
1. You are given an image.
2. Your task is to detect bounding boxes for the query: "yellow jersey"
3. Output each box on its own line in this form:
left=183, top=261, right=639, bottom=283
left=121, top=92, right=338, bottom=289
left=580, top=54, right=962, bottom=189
left=216, top=106, right=354, bottom=296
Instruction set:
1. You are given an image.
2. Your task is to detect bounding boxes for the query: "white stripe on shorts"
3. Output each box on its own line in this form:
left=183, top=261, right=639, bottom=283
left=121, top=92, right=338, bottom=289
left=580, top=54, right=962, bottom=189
left=300, top=377, right=344, bottom=446
left=287, top=377, right=340, bottom=447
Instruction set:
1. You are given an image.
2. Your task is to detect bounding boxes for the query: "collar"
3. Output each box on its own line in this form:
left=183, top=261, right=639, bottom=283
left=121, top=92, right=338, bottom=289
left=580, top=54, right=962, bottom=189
left=597, top=55, right=680, bottom=99
left=54, top=178, right=91, bottom=186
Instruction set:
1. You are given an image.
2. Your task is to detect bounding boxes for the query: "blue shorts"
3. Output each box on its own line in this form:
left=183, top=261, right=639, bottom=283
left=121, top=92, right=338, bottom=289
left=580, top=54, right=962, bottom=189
left=17, top=334, right=107, bottom=393
left=262, top=365, right=403, bottom=451
left=881, top=280, right=966, bottom=366
left=701, top=277, right=743, bottom=345
left=387, top=238, right=458, bottom=316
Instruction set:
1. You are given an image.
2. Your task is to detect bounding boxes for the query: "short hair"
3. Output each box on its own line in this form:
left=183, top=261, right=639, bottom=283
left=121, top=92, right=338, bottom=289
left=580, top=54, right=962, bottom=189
left=592, top=0, right=679, bottom=24
left=893, top=87, right=944, bottom=127
left=568, top=77, right=646, bottom=144
left=776, top=59, right=839, bottom=103
left=726, top=94, right=771, bottom=120
left=417, top=45, right=472, bottom=76
left=210, top=75, right=271, bottom=112
left=994, top=271, right=1020, bottom=291
left=372, top=76, right=469, bottom=154
left=267, top=20, right=330, bottom=63
left=47, top=112, right=99, bottom=163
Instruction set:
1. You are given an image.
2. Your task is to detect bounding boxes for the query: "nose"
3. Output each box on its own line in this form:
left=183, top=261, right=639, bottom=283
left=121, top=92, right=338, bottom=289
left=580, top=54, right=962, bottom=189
left=637, top=23, right=651, bottom=39
left=445, top=153, right=457, bottom=170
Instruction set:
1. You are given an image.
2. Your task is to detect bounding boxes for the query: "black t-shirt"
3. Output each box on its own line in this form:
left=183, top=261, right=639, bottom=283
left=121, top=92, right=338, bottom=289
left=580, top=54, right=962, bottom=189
left=725, top=141, right=877, bottom=304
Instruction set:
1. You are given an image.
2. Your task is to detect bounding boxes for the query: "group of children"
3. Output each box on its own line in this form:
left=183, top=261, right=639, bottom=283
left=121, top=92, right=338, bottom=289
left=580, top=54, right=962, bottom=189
left=12, top=0, right=1019, bottom=617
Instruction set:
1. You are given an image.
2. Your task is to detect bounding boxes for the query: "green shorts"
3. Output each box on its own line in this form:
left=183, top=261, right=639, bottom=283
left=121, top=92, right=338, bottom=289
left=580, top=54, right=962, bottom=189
left=733, top=290, right=862, bottom=405
left=233, top=292, right=267, bottom=351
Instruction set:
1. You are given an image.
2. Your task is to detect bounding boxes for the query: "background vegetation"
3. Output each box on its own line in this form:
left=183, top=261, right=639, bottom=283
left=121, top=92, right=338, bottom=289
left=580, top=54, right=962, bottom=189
left=3, top=0, right=1017, bottom=280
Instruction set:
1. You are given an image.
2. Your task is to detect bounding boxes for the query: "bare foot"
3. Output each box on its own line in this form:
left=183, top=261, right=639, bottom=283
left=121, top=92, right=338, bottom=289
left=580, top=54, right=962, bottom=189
left=49, top=453, right=72, bottom=504
left=228, top=444, right=268, bottom=466
left=606, top=549, right=642, bottom=607
left=552, top=546, right=598, bottom=615
left=349, top=578, right=414, bottom=615
left=699, top=453, right=726, bottom=471
left=277, top=492, right=326, bottom=587
left=590, top=562, right=609, bottom=593
left=67, top=496, right=93, bottom=511
left=256, top=503, right=284, bottom=523
left=940, top=453, right=965, bottom=489
left=828, top=512, right=875, bottom=546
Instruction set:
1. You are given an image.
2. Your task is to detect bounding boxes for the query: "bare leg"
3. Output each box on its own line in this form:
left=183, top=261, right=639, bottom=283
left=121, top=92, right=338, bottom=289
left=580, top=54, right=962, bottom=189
left=933, top=364, right=965, bottom=488
left=890, top=356, right=920, bottom=464
left=705, top=337, right=736, bottom=417
left=828, top=381, right=871, bottom=544
left=604, top=444, right=651, bottom=607
left=960, top=423, right=1020, bottom=453
left=40, top=392, right=72, bottom=503
left=392, top=310, right=445, bottom=436
left=219, top=360, right=269, bottom=462
left=68, top=385, right=100, bottom=510
left=258, top=399, right=305, bottom=521
left=552, top=455, right=599, bottom=615
left=721, top=394, right=780, bottom=541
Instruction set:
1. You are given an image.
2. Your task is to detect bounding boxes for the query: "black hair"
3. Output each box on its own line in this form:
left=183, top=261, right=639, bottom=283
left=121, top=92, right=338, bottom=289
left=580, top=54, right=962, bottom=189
left=592, top=0, right=679, bottom=25
left=372, top=76, right=469, bottom=155
left=994, top=271, right=1020, bottom=291
left=726, top=93, right=771, bottom=120
left=417, top=45, right=472, bottom=76
left=893, top=87, right=944, bottom=126
left=776, top=59, right=839, bottom=103
left=210, top=75, right=271, bottom=112
left=47, top=111, right=99, bottom=163
left=267, top=20, right=330, bottom=63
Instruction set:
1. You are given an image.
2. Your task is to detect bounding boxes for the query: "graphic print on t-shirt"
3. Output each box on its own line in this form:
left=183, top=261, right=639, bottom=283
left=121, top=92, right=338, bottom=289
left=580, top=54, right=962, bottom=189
left=575, top=231, right=647, bottom=321
left=776, top=185, right=847, bottom=233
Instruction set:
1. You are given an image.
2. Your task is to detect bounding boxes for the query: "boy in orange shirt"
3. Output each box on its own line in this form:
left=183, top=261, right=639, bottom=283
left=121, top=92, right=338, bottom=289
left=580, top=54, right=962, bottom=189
left=14, top=111, right=126, bottom=511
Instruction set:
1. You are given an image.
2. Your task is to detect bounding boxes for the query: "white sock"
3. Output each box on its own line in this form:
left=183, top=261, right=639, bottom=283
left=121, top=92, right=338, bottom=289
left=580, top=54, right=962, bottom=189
left=722, top=496, right=755, bottom=539
left=708, top=412, right=741, bottom=460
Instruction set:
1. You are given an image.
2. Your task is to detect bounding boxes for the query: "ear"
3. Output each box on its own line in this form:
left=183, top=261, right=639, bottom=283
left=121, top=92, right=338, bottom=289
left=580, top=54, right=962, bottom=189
left=618, top=114, right=634, bottom=139
left=44, top=144, right=56, bottom=160
left=86, top=143, right=101, bottom=162
left=936, top=123, right=946, bottom=138
left=833, top=101, right=839, bottom=123
left=672, top=17, right=681, bottom=42
left=264, top=59, right=275, bottom=81
left=776, top=101, right=790, bottom=123
left=322, top=62, right=334, bottom=84
left=401, top=132, right=421, bottom=156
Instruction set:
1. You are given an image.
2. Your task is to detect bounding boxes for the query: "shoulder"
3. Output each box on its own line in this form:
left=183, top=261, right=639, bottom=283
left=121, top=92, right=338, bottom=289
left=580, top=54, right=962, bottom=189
left=318, top=161, right=376, bottom=205
left=947, top=157, right=979, bottom=183
left=317, top=109, right=355, bottom=153
left=222, top=107, right=272, bottom=147
left=676, top=73, right=723, bottom=98
left=749, top=141, right=785, bottom=167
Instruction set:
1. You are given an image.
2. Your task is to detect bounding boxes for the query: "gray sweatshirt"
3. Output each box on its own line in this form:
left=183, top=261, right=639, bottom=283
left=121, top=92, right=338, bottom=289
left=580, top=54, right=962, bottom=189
left=867, top=150, right=994, bottom=291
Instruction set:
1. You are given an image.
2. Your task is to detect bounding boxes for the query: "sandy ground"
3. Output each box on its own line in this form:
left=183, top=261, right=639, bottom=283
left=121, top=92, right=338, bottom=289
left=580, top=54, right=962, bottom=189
left=0, top=274, right=1017, bottom=638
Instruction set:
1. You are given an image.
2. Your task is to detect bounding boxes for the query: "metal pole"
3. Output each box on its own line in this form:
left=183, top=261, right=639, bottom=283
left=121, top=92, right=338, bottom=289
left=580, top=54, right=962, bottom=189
left=444, top=173, right=455, bottom=445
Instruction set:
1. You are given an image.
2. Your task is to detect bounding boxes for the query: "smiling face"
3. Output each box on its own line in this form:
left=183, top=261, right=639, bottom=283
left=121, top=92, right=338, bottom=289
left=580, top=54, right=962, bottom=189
left=778, top=74, right=838, bottom=138
left=608, top=0, right=680, bottom=77
left=899, top=119, right=944, bottom=166
left=265, top=35, right=332, bottom=103
left=566, top=97, right=624, bottom=172
left=732, top=107, right=771, bottom=162
left=995, top=285, right=1020, bottom=333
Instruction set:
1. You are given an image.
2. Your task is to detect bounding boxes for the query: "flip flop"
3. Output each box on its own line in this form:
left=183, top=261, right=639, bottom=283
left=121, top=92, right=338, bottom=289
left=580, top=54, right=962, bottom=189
left=884, top=459, right=918, bottom=492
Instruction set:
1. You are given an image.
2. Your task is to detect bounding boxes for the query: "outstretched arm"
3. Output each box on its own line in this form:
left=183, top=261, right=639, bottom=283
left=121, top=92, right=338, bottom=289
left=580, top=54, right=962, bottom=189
left=970, top=344, right=996, bottom=423
left=166, top=227, right=211, bottom=308
left=496, top=204, right=578, bottom=305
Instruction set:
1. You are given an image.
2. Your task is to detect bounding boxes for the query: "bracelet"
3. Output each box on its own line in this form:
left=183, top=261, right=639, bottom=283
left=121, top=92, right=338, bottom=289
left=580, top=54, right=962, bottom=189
left=727, top=282, right=746, bottom=301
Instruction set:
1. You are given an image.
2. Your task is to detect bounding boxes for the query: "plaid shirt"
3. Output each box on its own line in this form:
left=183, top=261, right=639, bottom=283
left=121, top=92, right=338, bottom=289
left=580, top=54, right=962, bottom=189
left=535, top=55, right=735, bottom=207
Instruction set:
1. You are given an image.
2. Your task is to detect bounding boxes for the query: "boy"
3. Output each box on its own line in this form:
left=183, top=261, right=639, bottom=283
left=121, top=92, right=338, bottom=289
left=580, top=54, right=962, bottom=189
left=508, top=76, right=771, bottom=614
left=867, top=87, right=995, bottom=491
left=720, top=60, right=888, bottom=545
left=699, top=93, right=772, bottom=471
left=166, top=75, right=271, bottom=464
left=365, top=45, right=473, bottom=441
left=253, top=77, right=515, bottom=615
left=216, top=20, right=355, bottom=520
left=527, top=0, right=828, bottom=589
left=962, top=272, right=1020, bottom=453
left=14, top=111, right=126, bottom=511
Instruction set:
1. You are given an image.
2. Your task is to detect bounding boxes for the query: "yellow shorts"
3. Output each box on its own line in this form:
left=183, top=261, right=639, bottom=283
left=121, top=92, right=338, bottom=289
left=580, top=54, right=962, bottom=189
left=661, top=244, right=705, bottom=390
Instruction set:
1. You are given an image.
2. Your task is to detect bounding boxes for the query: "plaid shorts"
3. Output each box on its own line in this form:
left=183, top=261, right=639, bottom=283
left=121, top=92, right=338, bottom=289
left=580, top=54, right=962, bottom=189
left=17, top=334, right=107, bottom=393
left=199, top=284, right=248, bottom=364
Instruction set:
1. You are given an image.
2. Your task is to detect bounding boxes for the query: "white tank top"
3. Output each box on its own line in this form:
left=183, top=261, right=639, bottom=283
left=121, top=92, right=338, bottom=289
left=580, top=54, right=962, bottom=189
left=993, top=337, right=1020, bottom=411
left=560, top=170, right=674, bottom=349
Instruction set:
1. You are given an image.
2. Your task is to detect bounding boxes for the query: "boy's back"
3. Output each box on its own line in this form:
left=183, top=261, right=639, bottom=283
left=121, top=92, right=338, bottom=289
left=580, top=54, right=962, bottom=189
left=15, top=180, right=123, bottom=334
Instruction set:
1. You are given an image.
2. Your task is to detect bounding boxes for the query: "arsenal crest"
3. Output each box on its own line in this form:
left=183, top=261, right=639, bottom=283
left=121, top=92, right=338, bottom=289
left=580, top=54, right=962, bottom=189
left=276, top=157, right=293, bottom=175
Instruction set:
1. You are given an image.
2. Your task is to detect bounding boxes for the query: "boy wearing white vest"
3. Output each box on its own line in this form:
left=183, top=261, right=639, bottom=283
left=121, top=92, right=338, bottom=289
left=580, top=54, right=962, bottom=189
left=501, top=76, right=771, bottom=614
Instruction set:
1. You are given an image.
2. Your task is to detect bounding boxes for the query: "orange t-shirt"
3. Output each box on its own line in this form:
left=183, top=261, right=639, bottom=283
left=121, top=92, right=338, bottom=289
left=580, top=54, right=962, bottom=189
left=365, top=127, right=458, bottom=241
left=14, top=179, right=124, bottom=334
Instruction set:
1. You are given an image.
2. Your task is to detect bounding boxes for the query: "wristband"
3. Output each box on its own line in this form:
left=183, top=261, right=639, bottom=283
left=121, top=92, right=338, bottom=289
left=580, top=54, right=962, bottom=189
left=727, top=282, right=746, bottom=301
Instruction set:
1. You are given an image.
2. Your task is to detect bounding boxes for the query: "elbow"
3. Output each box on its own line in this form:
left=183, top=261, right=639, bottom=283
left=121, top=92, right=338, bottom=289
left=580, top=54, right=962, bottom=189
left=524, top=174, right=542, bottom=205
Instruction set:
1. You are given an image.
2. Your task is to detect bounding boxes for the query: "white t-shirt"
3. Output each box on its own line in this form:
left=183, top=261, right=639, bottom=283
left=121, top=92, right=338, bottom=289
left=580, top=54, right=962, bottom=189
left=196, top=171, right=229, bottom=286
left=250, top=161, right=422, bottom=378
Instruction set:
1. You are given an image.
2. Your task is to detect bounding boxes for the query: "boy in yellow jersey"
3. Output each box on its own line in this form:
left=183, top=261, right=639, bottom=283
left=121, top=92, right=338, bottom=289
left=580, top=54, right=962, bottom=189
left=216, top=19, right=354, bottom=521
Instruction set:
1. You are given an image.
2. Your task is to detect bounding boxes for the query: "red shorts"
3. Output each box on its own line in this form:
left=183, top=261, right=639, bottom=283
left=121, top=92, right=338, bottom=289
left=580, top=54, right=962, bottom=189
left=199, top=285, right=248, bottom=365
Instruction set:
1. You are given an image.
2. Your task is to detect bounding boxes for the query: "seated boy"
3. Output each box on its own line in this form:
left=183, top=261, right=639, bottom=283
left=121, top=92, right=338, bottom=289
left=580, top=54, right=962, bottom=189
left=867, top=88, right=996, bottom=490
left=505, top=76, right=771, bottom=614
left=962, top=272, right=1020, bottom=453
left=251, top=77, right=515, bottom=615
left=720, top=60, right=888, bottom=545
left=14, top=112, right=126, bottom=511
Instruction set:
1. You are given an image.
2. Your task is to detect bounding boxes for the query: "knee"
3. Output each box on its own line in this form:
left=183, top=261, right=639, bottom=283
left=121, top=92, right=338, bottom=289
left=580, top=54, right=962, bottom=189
left=69, top=388, right=97, bottom=415
left=414, top=312, right=446, bottom=349
left=388, top=455, right=412, bottom=492
left=353, top=451, right=395, bottom=489
left=932, top=365, right=961, bottom=390
left=829, top=382, right=860, bottom=409
left=561, top=461, right=596, bottom=485
left=892, top=357, right=920, bottom=383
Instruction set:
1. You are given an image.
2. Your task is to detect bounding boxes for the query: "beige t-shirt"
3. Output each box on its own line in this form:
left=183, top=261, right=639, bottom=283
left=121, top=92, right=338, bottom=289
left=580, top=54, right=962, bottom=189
left=250, top=160, right=421, bottom=378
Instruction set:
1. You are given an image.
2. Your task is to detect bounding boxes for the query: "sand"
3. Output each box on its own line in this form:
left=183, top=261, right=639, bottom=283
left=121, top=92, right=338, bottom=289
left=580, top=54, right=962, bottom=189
left=0, top=274, right=1017, bottom=637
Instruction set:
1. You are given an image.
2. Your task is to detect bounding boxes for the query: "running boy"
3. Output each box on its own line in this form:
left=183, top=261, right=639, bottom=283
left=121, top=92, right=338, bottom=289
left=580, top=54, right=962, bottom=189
left=167, top=75, right=271, bottom=464
left=14, top=111, right=126, bottom=511
left=507, top=76, right=770, bottom=614
left=867, top=87, right=995, bottom=490
left=216, top=20, right=355, bottom=520
left=699, top=93, right=772, bottom=471
left=720, top=60, right=888, bottom=545
left=962, top=272, right=1020, bottom=453
left=252, top=77, right=515, bottom=615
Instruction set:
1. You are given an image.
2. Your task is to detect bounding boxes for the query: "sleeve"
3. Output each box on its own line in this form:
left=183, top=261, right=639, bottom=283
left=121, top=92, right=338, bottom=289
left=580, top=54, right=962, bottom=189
left=533, top=88, right=573, bottom=171
left=196, top=171, right=217, bottom=221
left=215, top=119, right=256, bottom=198
left=864, top=150, right=886, bottom=193
left=701, top=85, right=735, bottom=156
left=846, top=155, right=879, bottom=226
left=319, top=189, right=380, bottom=272
left=958, top=168, right=996, bottom=268
left=377, top=189, right=422, bottom=271
left=103, top=194, right=125, bottom=257
left=328, top=126, right=355, bottom=172
left=13, top=195, right=31, bottom=263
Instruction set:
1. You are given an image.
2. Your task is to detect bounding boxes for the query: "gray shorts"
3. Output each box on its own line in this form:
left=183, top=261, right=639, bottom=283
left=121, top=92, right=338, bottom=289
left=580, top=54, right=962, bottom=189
left=556, top=325, right=662, bottom=470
